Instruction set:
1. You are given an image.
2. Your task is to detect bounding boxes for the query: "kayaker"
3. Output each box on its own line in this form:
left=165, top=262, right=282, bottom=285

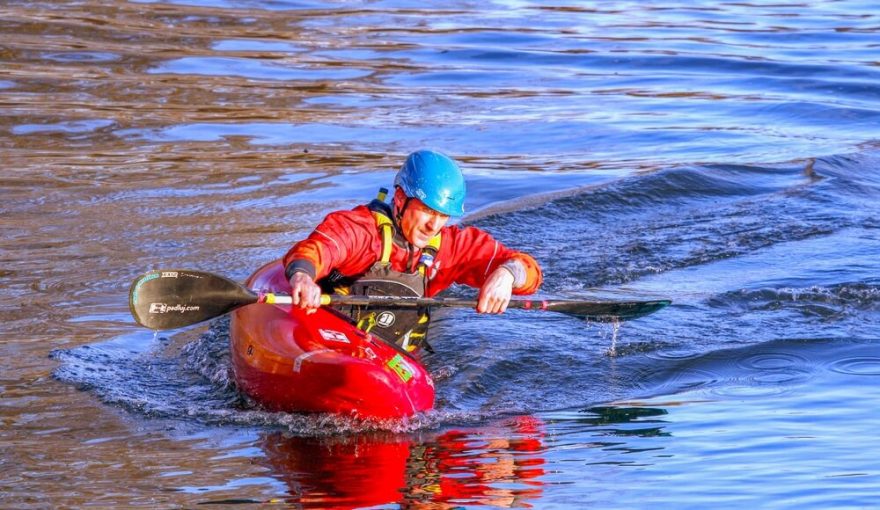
left=282, top=149, right=542, bottom=351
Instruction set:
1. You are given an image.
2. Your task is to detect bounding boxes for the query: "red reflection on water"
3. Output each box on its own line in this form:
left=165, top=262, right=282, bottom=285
left=260, top=415, right=546, bottom=508
left=423, top=415, right=546, bottom=508
left=261, top=432, right=410, bottom=508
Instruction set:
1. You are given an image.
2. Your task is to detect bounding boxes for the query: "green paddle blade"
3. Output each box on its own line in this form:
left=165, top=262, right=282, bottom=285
left=129, top=269, right=258, bottom=330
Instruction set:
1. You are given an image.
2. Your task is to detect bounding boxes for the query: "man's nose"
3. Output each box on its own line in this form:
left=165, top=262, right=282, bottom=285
left=425, top=214, right=443, bottom=230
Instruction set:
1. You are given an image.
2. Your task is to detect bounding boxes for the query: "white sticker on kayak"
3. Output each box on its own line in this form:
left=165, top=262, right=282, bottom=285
left=293, top=349, right=333, bottom=373
left=376, top=311, right=395, bottom=328
left=319, top=329, right=350, bottom=343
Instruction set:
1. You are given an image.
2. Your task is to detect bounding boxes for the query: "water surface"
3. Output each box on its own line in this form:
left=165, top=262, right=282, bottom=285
left=2, top=0, right=879, bottom=508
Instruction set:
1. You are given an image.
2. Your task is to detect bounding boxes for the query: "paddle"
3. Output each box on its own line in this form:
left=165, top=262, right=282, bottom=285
left=129, top=269, right=671, bottom=330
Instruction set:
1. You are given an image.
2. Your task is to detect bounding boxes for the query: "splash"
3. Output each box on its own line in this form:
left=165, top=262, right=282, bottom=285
left=605, top=319, right=622, bottom=357
left=50, top=317, right=500, bottom=435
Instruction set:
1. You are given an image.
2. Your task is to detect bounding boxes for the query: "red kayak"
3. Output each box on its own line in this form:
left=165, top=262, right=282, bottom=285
left=229, top=260, right=435, bottom=419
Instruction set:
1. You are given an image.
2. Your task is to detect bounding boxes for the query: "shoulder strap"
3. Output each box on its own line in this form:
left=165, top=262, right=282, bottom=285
left=373, top=212, right=393, bottom=264
left=368, top=188, right=394, bottom=264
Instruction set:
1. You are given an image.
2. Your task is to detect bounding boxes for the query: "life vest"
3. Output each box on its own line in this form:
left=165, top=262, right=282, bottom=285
left=319, top=188, right=440, bottom=352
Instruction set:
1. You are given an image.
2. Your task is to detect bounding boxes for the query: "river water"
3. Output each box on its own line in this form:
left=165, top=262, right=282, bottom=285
left=2, top=1, right=879, bottom=508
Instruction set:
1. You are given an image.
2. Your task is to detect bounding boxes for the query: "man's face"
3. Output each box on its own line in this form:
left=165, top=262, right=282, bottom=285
left=395, top=188, right=450, bottom=248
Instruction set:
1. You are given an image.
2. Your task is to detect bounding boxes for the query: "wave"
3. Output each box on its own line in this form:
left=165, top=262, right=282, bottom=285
left=710, top=282, right=880, bottom=318
left=49, top=317, right=499, bottom=434
left=474, top=152, right=880, bottom=292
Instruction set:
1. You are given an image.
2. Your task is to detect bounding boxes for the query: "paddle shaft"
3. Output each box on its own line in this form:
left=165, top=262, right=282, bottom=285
left=266, top=292, right=564, bottom=311
left=267, top=292, right=669, bottom=321
left=129, top=269, right=670, bottom=330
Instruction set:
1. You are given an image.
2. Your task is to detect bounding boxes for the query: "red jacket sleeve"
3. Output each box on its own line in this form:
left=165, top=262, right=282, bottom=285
left=429, top=225, right=542, bottom=296
left=281, top=206, right=378, bottom=281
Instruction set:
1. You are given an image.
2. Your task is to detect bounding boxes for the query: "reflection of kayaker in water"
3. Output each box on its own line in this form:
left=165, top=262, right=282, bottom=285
left=421, top=414, right=546, bottom=508
left=282, top=149, right=543, bottom=351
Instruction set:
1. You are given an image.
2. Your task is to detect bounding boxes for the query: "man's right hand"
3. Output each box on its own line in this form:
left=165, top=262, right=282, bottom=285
left=289, top=271, right=322, bottom=313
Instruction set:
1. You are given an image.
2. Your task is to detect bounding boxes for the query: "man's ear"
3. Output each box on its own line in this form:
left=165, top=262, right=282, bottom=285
left=392, top=187, right=407, bottom=210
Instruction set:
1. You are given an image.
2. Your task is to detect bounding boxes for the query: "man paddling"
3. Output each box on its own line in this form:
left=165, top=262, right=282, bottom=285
left=283, top=149, right=542, bottom=351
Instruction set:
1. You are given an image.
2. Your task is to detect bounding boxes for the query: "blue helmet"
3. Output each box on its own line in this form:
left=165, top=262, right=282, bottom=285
left=394, top=150, right=466, bottom=217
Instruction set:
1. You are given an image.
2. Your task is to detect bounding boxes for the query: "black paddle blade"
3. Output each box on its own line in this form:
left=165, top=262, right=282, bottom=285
left=129, top=269, right=258, bottom=330
left=326, top=295, right=672, bottom=321
left=537, top=299, right=671, bottom=321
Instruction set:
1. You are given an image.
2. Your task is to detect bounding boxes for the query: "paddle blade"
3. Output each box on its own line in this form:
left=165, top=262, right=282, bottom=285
left=541, top=299, right=671, bottom=321
left=324, top=295, right=671, bottom=321
left=129, top=269, right=258, bottom=330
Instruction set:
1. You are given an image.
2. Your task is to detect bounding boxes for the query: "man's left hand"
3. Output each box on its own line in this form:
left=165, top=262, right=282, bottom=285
left=477, top=267, right=515, bottom=314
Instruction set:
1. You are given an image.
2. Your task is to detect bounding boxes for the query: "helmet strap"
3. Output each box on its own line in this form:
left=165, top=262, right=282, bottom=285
left=392, top=187, right=412, bottom=225
left=391, top=187, right=418, bottom=250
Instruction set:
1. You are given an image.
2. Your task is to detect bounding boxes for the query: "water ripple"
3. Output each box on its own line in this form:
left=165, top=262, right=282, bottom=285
left=827, top=357, right=880, bottom=377
left=736, top=352, right=810, bottom=371
left=4, top=0, right=879, bottom=166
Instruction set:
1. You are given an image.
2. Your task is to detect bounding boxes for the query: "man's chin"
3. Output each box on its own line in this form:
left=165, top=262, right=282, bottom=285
left=412, top=235, right=431, bottom=249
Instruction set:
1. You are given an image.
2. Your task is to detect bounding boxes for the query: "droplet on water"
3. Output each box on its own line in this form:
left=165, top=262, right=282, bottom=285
left=606, top=319, right=621, bottom=357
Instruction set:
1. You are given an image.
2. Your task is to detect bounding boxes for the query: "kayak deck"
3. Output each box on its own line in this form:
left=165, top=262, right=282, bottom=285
left=229, top=261, right=435, bottom=419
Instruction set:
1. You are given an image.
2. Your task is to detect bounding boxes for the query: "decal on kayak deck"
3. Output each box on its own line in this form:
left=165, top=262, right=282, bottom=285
left=293, top=349, right=333, bottom=373
left=319, top=329, right=350, bottom=343
left=376, top=311, right=395, bottom=328
left=387, top=354, right=413, bottom=383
